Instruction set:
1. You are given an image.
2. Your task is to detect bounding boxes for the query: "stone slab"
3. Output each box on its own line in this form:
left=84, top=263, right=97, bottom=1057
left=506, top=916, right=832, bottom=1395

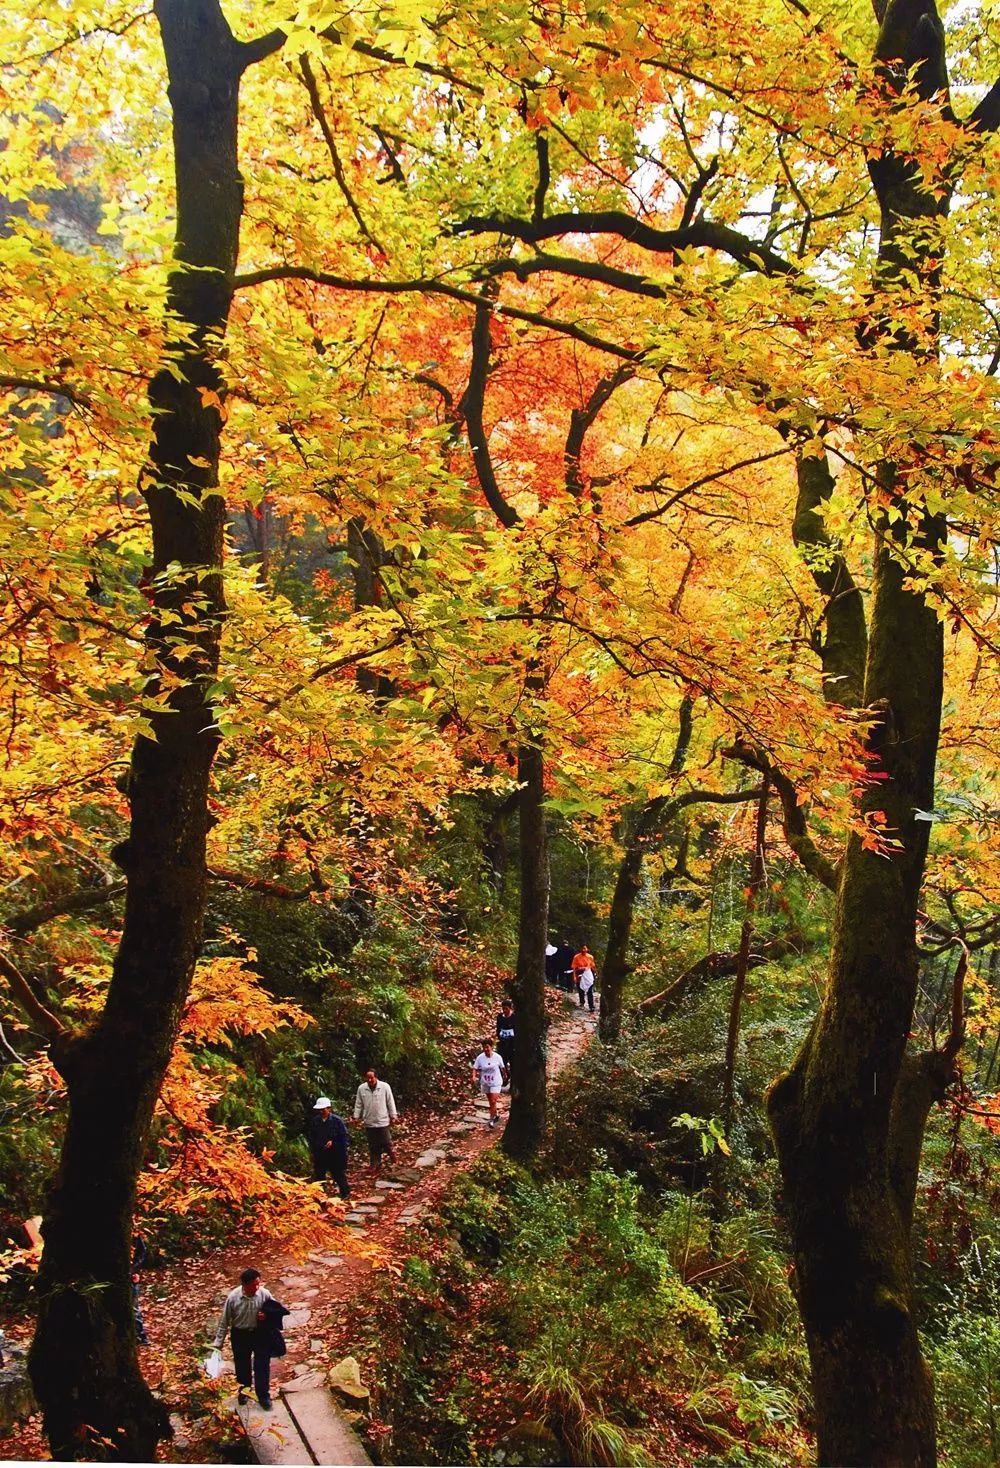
left=238, top=1396, right=311, bottom=1465
left=283, top=1308, right=311, bottom=1330
left=307, top=1252, right=343, bottom=1267
left=282, top=1370, right=326, bottom=1394
left=373, top=1179, right=404, bottom=1190
left=281, top=1385, right=371, bottom=1466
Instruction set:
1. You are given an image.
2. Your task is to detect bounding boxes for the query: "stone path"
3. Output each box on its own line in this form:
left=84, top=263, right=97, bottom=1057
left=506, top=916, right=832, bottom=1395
left=196, top=996, right=597, bottom=1465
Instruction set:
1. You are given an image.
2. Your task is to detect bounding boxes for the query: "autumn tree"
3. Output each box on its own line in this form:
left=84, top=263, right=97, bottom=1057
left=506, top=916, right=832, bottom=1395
left=0, top=2, right=293, bottom=1456
left=307, top=0, right=1000, bottom=1457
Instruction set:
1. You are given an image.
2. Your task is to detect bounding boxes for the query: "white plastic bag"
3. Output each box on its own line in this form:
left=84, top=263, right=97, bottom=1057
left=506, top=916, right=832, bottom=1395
left=203, top=1348, right=224, bottom=1380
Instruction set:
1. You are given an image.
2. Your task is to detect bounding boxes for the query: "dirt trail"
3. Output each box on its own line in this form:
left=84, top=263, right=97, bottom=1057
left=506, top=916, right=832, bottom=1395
left=154, top=994, right=597, bottom=1457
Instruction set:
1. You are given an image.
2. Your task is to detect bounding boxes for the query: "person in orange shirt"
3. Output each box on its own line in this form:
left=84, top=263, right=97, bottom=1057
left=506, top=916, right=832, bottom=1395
left=571, top=945, right=597, bottom=1012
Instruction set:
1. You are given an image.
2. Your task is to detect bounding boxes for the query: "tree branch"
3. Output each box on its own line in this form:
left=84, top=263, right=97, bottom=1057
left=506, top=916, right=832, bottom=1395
left=479, top=250, right=670, bottom=299
left=0, top=375, right=92, bottom=410
left=233, top=266, right=642, bottom=362
left=967, top=76, right=1000, bottom=133
left=6, top=883, right=127, bottom=937
left=533, top=134, right=550, bottom=224
left=941, top=944, right=967, bottom=1060
left=455, top=211, right=796, bottom=276
left=564, top=364, right=635, bottom=500
left=624, top=446, right=791, bottom=528
left=298, top=55, right=386, bottom=254
left=236, top=26, right=286, bottom=69
left=724, top=739, right=838, bottom=890
left=0, top=949, right=66, bottom=1040
left=640, top=931, right=802, bottom=1016
left=458, top=298, right=520, bottom=528
left=207, top=866, right=314, bottom=900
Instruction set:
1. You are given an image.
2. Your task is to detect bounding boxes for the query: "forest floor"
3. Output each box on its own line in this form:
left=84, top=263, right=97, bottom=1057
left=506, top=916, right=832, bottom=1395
left=0, top=988, right=596, bottom=1464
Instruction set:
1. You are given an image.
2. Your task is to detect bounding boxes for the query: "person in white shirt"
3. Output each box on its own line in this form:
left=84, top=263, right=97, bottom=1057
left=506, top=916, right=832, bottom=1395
left=471, top=1039, right=509, bottom=1128
left=213, top=1267, right=274, bottom=1410
left=352, top=1069, right=399, bottom=1172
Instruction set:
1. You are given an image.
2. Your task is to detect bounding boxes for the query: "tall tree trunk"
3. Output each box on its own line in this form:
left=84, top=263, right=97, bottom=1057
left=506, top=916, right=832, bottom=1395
left=502, top=741, right=550, bottom=1158
left=722, top=780, right=769, bottom=1133
left=768, top=7, right=955, bottom=1459
left=768, top=540, right=943, bottom=1464
left=28, top=5, right=283, bottom=1457
left=599, top=793, right=671, bottom=1043
left=599, top=697, right=693, bottom=1041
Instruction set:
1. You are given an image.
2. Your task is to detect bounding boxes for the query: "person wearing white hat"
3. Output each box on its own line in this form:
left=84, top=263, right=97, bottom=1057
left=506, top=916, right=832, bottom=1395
left=307, top=1097, right=350, bottom=1199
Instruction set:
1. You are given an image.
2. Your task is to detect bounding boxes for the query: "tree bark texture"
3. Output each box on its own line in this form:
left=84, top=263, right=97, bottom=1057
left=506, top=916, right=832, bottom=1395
left=768, top=545, right=943, bottom=1464
left=792, top=451, right=868, bottom=709
left=29, top=4, right=266, bottom=1457
left=502, top=741, right=550, bottom=1159
left=768, top=5, right=954, bottom=1460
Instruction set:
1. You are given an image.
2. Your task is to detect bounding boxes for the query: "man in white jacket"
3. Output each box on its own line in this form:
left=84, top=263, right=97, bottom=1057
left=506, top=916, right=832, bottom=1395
left=352, top=1068, right=398, bottom=1172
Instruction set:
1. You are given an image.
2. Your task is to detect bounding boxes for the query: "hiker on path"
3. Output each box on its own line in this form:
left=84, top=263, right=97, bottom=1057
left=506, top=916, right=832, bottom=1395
left=495, top=999, right=516, bottom=1087
left=352, top=1068, right=398, bottom=1172
left=544, top=942, right=560, bottom=985
left=572, top=944, right=597, bottom=1012
left=308, top=1097, right=350, bottom=1199
left=131, top=1232, right=149, bottom=1346
left=213, top=1267, right=275, bottom=1411
left=554, top=939, right=575, bottom=990
left=472, top=1038, right=508, bottom=1128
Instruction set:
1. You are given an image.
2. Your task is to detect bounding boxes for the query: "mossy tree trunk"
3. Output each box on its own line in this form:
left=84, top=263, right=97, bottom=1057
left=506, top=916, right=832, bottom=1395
left=767, top=2, right=969, bottom=1461
left=28, top=5, right=284, bottom=1457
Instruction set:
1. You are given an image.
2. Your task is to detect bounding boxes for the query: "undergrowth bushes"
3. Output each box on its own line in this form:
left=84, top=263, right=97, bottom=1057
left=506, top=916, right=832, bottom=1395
left=369, top=1152, right=812, bottom=1467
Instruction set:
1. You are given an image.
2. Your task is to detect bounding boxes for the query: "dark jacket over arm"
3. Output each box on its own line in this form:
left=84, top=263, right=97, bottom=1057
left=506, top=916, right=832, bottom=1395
left=255, top=1298, right=291, bottom=1358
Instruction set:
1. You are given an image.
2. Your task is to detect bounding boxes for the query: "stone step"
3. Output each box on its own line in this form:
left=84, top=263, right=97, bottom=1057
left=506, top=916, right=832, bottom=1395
left=238, top=1395, right=311, bottom=1465
left=282, top=1384, right=371, bottom=1466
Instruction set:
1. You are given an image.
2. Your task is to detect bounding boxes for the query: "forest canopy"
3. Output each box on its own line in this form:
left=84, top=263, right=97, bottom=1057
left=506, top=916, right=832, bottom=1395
left=1, top=0, right=1000, bottom=1463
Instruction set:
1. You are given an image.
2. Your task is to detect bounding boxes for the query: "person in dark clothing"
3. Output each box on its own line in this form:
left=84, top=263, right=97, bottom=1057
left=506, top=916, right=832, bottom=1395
left=544, top=943, right=560, bottom=985
left=131, top=1233, right=149, bottom=1346
left=554, top=941, right=575, bottom=991
left=308, top=1097, right=350, bottom=1199
left=495, top=999, right=516, bottom=1085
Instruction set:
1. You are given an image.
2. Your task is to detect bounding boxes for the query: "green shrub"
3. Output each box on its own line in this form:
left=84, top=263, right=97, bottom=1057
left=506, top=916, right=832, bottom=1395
left=0, top=1065, right=61, bottom=1239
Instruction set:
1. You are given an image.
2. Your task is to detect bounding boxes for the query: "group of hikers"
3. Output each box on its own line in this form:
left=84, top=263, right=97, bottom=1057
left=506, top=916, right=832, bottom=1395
left=307, top=1067, right=400, bottom=1201
left=546, top=940, right=599, bottom=1012
left=307, top=945, right=597, bottom=1193
left=202, top=954, right=597, bottom=1409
